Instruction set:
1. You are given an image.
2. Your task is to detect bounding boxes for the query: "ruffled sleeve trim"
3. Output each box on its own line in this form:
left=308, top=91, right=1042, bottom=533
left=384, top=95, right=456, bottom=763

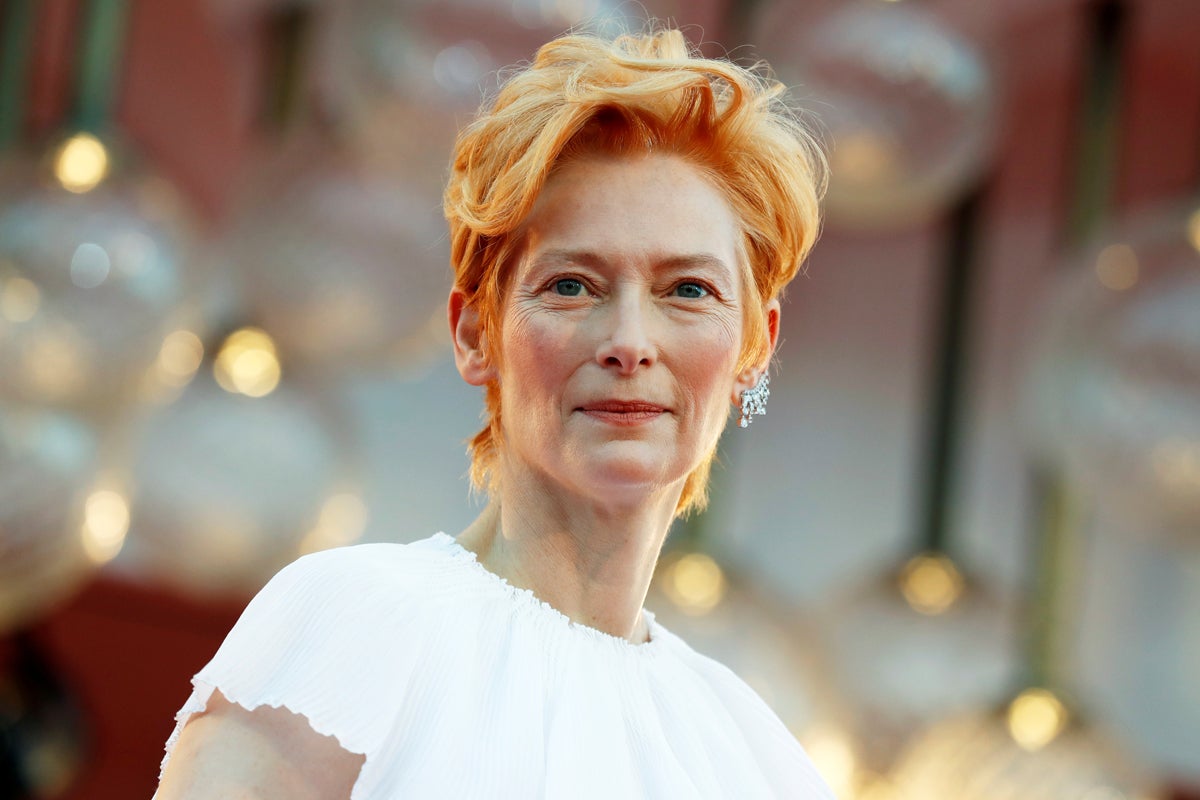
left=157, top=542, right=446, bottom=798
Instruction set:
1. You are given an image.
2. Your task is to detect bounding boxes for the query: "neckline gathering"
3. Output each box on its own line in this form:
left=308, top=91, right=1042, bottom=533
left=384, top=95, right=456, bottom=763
left=430, top=532, right=665, bottom=655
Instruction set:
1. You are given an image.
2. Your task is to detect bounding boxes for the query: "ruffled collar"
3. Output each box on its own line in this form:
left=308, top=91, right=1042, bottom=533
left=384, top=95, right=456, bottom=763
left=430, top=531, right=666, bottom=656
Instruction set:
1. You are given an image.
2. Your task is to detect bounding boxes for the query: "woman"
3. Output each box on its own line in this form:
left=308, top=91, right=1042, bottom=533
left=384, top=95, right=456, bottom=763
left=156, top=26, right=829, bottom=799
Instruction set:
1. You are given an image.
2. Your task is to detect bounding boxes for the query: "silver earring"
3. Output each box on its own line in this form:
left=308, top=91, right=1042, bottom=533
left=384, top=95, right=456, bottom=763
left=738, top=373, right=769, bottom=428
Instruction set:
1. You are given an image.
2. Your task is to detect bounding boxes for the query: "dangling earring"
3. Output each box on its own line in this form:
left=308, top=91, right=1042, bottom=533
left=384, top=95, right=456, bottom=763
left=738, top=373, right=770, bottom=428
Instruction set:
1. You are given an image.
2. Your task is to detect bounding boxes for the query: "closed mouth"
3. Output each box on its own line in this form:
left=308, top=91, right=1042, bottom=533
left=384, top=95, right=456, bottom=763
left=580, top=401, right=666, bottom=413
left=578, top=400, right=668, bottom=423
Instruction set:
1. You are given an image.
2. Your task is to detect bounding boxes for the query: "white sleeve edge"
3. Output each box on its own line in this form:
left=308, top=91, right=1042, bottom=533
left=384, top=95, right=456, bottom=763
left=157, top=677, right=371, bottom=797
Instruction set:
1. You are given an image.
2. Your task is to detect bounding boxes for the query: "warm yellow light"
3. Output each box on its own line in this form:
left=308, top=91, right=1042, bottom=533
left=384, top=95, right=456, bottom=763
left=1, top=276, right=40, bottom=322
left=800, top=725, right=859, bottom=797
left=898, top=552, right=964, bottom=615
left=1095, top=244, right=1139, bottom=291
left=662, top=552, right=726, bottom=615
left=214, top=327, right=281, bottom=397
left=298, top=492, right=369, bottom=555
left=81, top=489, right=130, bottom=564
left=1006, top=687, right=1069, bottom=751
left=858, top=776, right=904, bottom=800
left=54, top=133, right=110, bottom=193
left=158, top=329, right=204, bottom=384
left=1186, top=207, right=1200, bottom=254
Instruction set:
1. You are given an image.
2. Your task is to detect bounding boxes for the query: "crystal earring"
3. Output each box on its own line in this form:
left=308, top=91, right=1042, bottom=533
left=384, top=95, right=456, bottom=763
left=738, top=373, right=770, bottom=428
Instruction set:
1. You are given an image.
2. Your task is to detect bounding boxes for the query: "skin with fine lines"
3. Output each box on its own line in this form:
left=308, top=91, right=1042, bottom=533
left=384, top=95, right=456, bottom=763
left=158, top=153, right=782, bottom=800
left=154, top=19, right=827, bottom=794
left=157, top=153, right=782, bottom=800
left=451, top=152, right=780, bottom=646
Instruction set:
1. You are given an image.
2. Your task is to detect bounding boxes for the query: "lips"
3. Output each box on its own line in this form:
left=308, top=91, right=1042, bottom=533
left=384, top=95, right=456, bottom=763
left=578, top=399, right=668, bottom=424
left=581, top=400, right=666, bottom=413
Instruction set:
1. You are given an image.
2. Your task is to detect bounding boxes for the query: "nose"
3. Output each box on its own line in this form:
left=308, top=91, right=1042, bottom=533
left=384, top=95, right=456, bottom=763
left=596, top=293, right=656, bottom=374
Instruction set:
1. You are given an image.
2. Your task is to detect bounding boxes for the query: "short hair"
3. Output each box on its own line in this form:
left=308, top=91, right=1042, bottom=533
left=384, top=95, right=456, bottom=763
left=444, top=25, right=826, bottom=516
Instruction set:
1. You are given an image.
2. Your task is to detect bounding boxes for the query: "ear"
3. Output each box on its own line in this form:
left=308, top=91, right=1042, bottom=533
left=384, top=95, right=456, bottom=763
left=731, top=298, right=781, bottom=404
left=449, top=288, right=497, bottom=386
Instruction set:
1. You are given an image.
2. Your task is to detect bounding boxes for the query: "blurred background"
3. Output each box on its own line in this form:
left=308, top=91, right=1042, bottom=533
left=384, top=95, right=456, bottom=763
left=0, top=0, right=1197, bottom=797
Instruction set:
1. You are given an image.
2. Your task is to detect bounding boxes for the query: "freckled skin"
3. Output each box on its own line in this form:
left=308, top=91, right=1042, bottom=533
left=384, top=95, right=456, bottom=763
left=495, top=153, right=749, bottom=506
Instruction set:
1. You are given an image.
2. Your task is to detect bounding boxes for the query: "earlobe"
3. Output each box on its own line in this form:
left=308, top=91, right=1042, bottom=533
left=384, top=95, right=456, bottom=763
left=731, top=368, right=758, bottom=406
left=448, top=289, right=496, bottom=386
left=730, top=299, right=781, bottom=405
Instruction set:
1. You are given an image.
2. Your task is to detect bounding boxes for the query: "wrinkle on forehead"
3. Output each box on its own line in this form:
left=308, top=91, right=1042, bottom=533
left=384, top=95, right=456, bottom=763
left=516, top=154, right=742, bottom=271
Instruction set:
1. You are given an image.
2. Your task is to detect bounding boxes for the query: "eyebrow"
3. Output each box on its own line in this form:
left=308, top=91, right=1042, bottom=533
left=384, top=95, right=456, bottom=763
left=528, top=249, right=734, bottom=275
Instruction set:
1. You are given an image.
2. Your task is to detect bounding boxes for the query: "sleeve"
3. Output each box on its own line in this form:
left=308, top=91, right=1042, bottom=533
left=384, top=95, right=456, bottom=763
left=680, top=650, right=836, bottom=799
left=157, top=547, right=401, bottom=785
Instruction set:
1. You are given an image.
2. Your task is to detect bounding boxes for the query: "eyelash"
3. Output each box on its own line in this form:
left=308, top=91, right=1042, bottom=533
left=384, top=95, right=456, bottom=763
left=543, top=276, right=592, bottom=298
left=672, top=281, right=710, bottom=299
left=544, top=276, right=716, bottom=300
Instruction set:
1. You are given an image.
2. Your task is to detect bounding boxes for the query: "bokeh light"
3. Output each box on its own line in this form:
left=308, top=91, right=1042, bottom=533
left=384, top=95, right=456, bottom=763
left=821, top=562, right=1019, bottom=771
left=1186, top=207, right=1200, bottom=253
left=81, top=488, right=130, bottom=564
left=0, top=148, right=202, bottom=413
left=124, top=372, right=356, bottom=596
left=1094, top=244, right=1139, bottom=292
left=661, top=551, right=727, bottom=615
left=888, top=706, right=1160, bottom=799
left=897, top=551, right=965, bottom=615
left=216, top=146, right=454, bottom=374
left=1, top=273, right=41, bottom=322
left=0, top=407, right=98, bottom=632
left=1006, top=687, right=1070, bottom=751
left=214, top=327, right=282, bottom=398
left=800, top=723, right=860, bottom=797
left=648, top=551, right=842, bottom=784
left=157, top=329, right=205, bottom=385
left=53, top=133, right=110, bottom=194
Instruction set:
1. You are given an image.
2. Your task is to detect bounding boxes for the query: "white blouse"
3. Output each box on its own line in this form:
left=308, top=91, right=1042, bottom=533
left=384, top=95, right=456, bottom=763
left=159, top=532, right=833, bottom=799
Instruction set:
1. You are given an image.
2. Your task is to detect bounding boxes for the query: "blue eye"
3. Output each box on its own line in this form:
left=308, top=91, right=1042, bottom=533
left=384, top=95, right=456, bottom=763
left=674, top=282, right=708, bottom=299
left=553, top=278, right=586, bottom=296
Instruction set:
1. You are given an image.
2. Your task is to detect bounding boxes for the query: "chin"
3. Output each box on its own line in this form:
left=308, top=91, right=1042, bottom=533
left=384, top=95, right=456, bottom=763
left=569, top=445, right=688, bottom=502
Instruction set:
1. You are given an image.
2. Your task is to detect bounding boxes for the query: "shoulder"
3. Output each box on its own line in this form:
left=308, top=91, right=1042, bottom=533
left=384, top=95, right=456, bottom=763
left=656, top=627, right=795, bottom=731
left=254, top=534, right=461, bottom=614
left=648, top=621, right=836, bottom=799
left=275, top=535, right=450, bottom=586
left=159, top=533, right=472, bottom=792
left=191, top=534, right=467, bottom=744
left=223, top=532, right=475, bottom=644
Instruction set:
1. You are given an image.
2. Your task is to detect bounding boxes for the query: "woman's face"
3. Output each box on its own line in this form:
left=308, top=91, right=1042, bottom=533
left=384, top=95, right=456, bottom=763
left=458, top=153, right=775, bottom=508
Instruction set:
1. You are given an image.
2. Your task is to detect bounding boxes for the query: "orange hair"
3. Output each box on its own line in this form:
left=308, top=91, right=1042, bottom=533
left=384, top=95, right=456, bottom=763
left=444, top=26, right=826, bottom=516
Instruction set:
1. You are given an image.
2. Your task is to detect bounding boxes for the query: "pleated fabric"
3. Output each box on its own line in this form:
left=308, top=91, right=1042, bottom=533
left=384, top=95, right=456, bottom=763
left=159, top=533, right=833, bottom=799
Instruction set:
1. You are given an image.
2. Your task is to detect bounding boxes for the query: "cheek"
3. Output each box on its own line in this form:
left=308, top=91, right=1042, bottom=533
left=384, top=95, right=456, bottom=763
left=677, top=318, right=742, bottom=410
left=501, top=309, right=577, bottom=396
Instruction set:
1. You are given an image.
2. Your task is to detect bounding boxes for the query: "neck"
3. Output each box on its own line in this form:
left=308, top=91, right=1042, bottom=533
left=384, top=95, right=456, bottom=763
left=455, top=469, right=681, bottom=644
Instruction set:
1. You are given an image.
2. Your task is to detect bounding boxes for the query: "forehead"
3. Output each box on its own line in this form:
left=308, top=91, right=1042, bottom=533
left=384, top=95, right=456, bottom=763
left=515, top=153, right=742, bottom=278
